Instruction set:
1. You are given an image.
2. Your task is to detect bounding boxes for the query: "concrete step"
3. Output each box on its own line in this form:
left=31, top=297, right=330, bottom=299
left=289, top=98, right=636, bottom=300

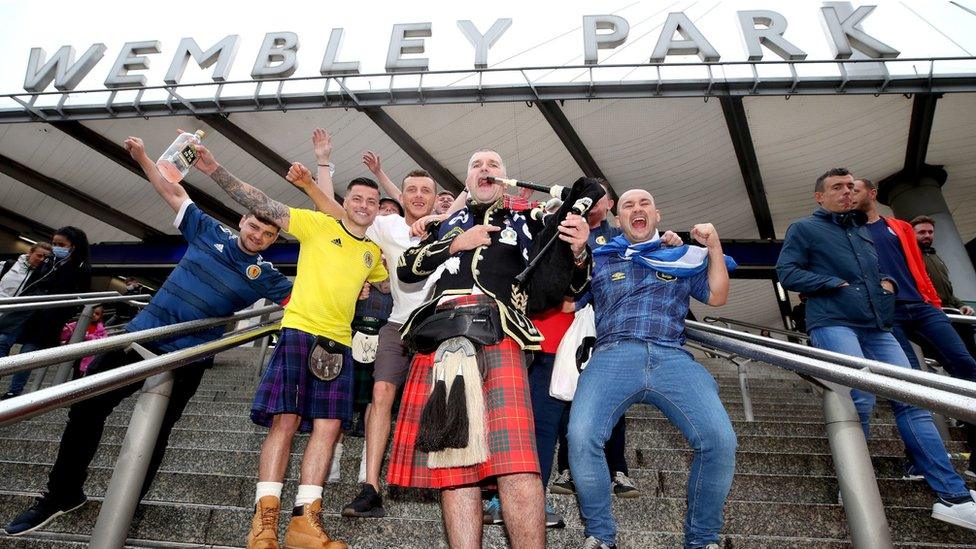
left=1, top=491, right=974, bottom=547
left=0, top=435, right=968, bottom=487
left=0, top=459, right=959, bottom=509
left=3, top=420, right=962, bottom=457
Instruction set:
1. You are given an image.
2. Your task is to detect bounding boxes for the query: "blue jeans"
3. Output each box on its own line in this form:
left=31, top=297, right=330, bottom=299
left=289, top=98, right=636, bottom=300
left=0, top=328, right=38, bottom=396
left=809, top=325, right=970, bottom=499
left=568, top=340, right=736, bottom=548
left=892, top=301, right=976, bottom=469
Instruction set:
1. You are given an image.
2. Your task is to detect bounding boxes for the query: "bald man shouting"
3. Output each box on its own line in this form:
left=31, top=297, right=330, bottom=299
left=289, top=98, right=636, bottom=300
left=567, top=190, right=737, bottom=549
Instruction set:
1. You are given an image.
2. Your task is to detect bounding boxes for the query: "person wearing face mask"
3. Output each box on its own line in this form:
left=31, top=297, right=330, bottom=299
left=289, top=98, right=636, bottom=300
left=0, top=227, right=91, bottom=399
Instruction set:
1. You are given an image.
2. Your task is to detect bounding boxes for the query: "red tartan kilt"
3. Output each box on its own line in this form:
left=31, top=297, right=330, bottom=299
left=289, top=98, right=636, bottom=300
left=387, top=299, right=540, bottom=489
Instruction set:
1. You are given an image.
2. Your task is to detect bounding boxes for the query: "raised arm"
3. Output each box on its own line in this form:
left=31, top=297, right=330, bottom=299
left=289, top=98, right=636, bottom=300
left=312, top=128, right=338, bottom=200
left=123, top=137, right=190, bottom=212
left=192, top=144, right=291, bottom=231
left=363, top=150, right=401, bottom=201
left=286, top=162, right=344, bottom=218
left=691, top=223, right=729, bottom=306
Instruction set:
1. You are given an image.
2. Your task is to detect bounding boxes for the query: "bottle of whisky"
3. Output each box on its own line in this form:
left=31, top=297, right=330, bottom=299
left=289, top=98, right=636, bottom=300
left=156, top=130, right=206, bottom=184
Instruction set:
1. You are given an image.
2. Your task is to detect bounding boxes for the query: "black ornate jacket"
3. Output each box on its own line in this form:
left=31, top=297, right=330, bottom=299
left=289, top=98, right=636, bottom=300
left=398, top=197, right=592, bottom=350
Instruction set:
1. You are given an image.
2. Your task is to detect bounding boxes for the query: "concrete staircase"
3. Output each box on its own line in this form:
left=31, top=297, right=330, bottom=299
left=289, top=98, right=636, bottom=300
left=0, top=348, right=974, bottom=547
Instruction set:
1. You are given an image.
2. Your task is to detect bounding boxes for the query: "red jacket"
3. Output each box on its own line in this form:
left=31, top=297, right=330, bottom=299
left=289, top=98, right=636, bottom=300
left=881, top=216, right=942, bottom=308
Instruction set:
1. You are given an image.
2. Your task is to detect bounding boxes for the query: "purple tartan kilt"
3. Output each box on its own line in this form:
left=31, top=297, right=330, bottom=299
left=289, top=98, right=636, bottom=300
left=251, top=327, right=354, bottom=433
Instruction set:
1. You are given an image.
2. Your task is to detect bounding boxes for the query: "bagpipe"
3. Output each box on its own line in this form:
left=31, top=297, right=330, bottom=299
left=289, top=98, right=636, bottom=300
left=487, top=175, right=606, bottom=286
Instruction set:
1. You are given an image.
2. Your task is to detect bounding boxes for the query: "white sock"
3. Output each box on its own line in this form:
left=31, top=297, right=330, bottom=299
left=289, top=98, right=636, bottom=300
left=295, top=484, right=323, bottom=507
left=357, top=441, right=368, bottom=484
left=255, top=481, right=283, bottom=503
left=327, top=442, right=344, bottom=483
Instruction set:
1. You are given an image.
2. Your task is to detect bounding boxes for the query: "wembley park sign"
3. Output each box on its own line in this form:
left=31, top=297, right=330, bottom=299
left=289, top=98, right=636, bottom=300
left=23, top=2, right=902, bottom=94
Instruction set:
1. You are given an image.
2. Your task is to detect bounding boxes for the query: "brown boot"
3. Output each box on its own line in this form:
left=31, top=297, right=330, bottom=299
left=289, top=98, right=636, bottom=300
left=247, top=495, right=280, bottom=549
left=283, top=498, right=347, bottom=549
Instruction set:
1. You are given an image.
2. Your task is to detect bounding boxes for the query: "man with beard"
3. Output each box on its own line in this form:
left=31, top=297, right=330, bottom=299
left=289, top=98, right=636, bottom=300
left=388, top=149, right=598, bottom=548
left=912, top=215, right=976, bottom=360
left=4, top=137, right=293, bottom=537
left=777, top=168, right=976, bottom=532
left=192, top=143, right=387, bottom=549
left=850, top=179, right=976, bottom=482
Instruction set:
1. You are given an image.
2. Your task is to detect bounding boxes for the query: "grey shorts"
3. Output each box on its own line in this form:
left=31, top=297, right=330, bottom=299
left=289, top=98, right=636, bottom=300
left=374, top=321, right=413, bottom=387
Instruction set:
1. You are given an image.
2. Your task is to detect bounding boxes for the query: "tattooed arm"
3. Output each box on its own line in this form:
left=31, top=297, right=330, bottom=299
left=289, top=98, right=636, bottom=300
left=193, top=144, right=291, bottom=231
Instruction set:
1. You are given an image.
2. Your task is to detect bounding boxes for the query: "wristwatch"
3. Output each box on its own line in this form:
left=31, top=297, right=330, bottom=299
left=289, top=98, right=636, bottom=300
left=573, top=248, right=589, bottom=267
left=318, top=162, right=335, bottom=177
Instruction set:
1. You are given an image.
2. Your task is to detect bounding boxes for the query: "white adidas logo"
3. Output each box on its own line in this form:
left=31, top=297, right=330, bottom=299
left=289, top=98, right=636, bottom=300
left=214, top=243, right=224, bottom=252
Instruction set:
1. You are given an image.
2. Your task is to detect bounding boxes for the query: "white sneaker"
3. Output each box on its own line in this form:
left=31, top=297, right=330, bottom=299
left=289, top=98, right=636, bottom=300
left=931, top=491, right=976, bottom=531
left=327, top=442, right=343, bottom=483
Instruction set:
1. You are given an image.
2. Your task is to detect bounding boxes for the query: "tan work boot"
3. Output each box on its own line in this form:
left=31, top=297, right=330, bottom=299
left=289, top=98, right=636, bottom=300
left=283, top=498, right=348, bottom=549
left=247, top=495, right=281, bottom=549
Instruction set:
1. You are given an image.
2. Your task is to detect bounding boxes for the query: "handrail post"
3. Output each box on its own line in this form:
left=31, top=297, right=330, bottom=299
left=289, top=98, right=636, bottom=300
left=736, top=359, right=755, bottom=422
left=254, top=301, right=272, bottom=378
left=52, top=305, right=95, bottom=385
left=89, top=367, right=173, bottom=549
left=821, top=381, right=892, bottom=548
left=24, top=305, right=95, bottom=393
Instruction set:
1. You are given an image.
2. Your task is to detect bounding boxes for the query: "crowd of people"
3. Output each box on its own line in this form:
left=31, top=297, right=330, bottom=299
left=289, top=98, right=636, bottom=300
left=0, top=131, right=974, bottom=549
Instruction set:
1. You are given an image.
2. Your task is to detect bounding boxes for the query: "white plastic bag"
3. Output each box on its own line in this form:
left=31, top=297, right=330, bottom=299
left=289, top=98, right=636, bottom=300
left=550, top=305, right=596, bottom=401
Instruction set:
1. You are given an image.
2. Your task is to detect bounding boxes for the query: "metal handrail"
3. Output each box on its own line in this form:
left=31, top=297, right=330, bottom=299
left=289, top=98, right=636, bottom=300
left=702, top=316, right=809, bottom=341
left=686, top=340, right=755, bottom=421
left=685, top=326, right=976, bottom=423
left=0, top=291, right=120, bottom=305
left=0, top=294, right=151, bottom=313
left=688, top=320, right=976, bottom=399
left=0, top=304, right=282, bottom=376
left=7, top=55, right=976, bottom=99
left=0, top=321, right=280, bottom=426
left=946, top=313, right=976, bottom=325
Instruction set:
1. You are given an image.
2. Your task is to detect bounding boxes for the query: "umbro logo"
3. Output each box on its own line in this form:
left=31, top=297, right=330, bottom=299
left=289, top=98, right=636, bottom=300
left=331, top=238, right=342, bottom=247
left=213, top=243, right=224, bottom=252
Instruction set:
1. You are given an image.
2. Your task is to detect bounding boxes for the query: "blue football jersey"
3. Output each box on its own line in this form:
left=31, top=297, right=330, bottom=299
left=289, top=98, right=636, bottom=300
left=127, top=202, right=292, bottom=352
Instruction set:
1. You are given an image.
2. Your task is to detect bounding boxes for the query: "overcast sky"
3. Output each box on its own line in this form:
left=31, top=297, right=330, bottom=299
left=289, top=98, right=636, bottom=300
left=0, top=0, right=974, bottom=97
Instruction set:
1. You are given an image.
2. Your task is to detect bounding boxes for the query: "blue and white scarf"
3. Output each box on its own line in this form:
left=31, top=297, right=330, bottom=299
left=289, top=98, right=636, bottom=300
left=593, top=233, right=737, bottom=278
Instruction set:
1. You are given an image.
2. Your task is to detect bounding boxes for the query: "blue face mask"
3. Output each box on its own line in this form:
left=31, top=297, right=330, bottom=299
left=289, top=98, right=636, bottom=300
left=51, top=246, right=71, bottom=260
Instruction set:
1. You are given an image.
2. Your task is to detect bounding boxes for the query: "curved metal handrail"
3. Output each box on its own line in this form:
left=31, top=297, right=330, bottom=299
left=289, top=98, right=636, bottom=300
left=0, top=291, right=120, bottom=305
left=702, top=316, right=809, bottom=341
left=688, top=320, right=976, bottom=401
left=0, top=321, right=280, bottom=426
left=0, top=294, right=151, bottom=313
left=946, top=312, right=976, bottom=325
left=0, top=304, right=282, bottom=376
left=685, top=326, right=976, bottom=423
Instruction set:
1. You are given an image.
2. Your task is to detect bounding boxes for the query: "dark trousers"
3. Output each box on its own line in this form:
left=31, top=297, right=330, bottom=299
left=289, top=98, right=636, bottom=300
left=46, top=348, right=211, bottom=503
left=892, top=301, right=976, bottom=468
left=527, top=353, right=569, bottom=487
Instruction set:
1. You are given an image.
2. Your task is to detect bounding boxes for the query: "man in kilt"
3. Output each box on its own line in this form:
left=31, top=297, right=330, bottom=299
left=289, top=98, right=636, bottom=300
left=192, top=146, right=386, bottom=549
left=388, top=149, right=600, bottom=548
